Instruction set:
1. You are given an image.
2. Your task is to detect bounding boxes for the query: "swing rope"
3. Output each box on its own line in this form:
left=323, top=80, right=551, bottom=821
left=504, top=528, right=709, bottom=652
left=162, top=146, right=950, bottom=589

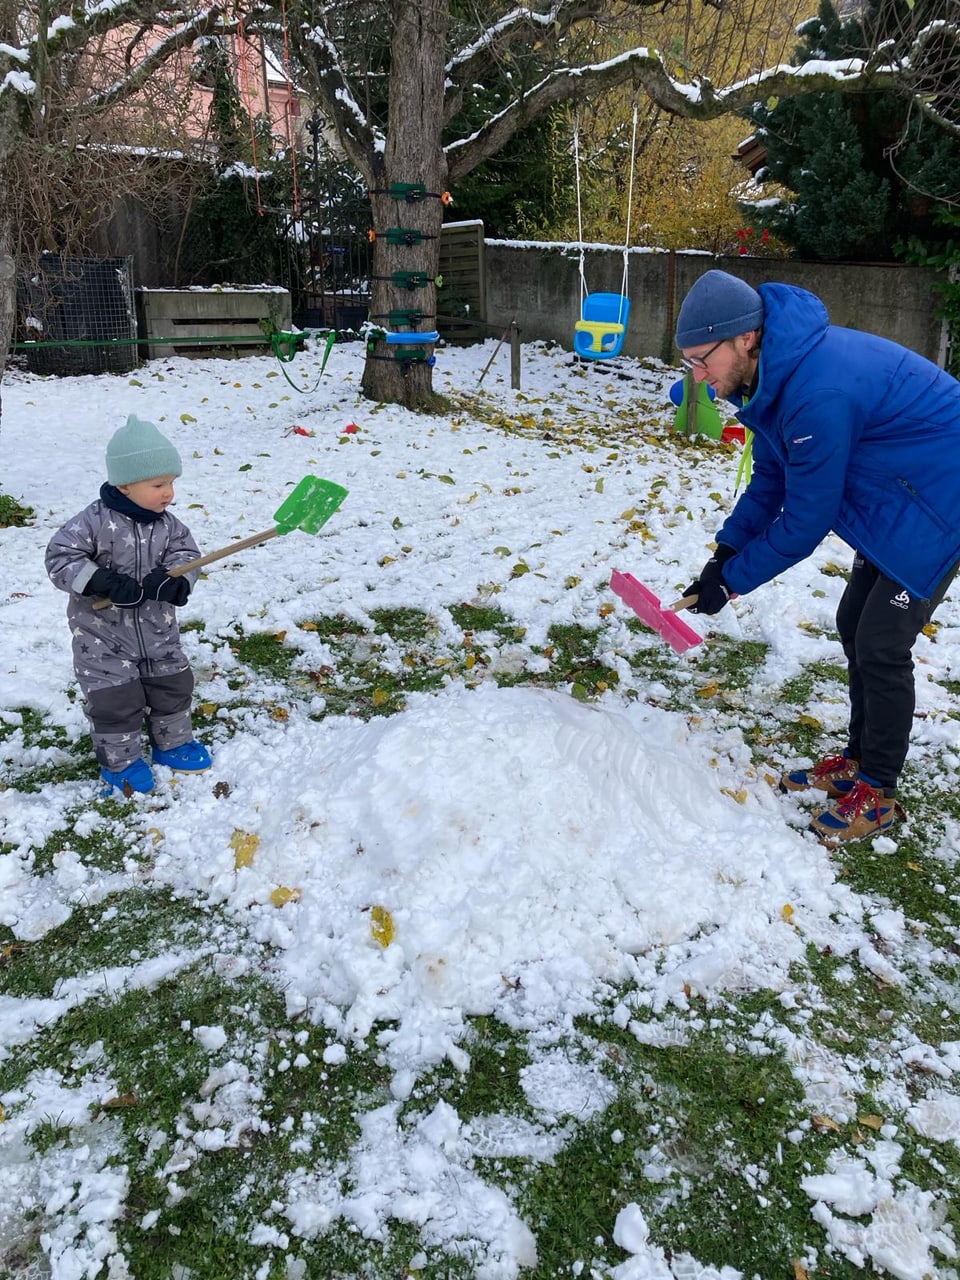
left=236, top=15, right=265, bottom=217
left=573, top=113, right=589, bottom=312
left=271, top=329, right=337, bottom=393
left=573, top=102, right=639, bottom=329
left=618, top=102, right=639, bottom=323
left=279, top=0, right=301, bottom=218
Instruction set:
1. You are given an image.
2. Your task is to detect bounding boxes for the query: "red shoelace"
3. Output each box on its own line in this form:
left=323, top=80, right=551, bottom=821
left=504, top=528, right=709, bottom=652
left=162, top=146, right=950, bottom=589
left=811, top=753, right=852, bottom=779
left=834, top=779, right=884, bottom=821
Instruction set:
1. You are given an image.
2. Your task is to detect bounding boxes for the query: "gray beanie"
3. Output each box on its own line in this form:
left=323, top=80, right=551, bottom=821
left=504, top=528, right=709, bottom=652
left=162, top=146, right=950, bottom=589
left=675, top=269, right=764, bottom=349
left=106, top=415, right=182, bottom=486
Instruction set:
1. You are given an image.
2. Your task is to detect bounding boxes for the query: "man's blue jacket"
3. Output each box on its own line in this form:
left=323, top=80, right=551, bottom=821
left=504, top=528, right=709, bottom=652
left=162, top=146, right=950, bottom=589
left=717, top=282, right=960, bottom=601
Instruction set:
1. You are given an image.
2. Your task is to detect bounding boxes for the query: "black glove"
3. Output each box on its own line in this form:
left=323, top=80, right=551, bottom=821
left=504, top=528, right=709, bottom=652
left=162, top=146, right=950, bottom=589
left=86, top=567, right=144, bottom=608
left=683, top=545, right=736, bottom=616
left=142, top=566, right=191, bottom=606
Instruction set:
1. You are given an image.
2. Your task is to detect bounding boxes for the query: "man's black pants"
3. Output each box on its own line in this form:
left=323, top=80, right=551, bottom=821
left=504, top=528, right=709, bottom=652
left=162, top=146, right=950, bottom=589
left=836, top=553, right=957, bottom=791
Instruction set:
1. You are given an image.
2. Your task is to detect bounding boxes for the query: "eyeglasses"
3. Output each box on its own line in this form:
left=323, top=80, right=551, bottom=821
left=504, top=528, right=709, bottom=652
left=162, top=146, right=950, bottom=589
left=680, top=338, right=725, bottom=372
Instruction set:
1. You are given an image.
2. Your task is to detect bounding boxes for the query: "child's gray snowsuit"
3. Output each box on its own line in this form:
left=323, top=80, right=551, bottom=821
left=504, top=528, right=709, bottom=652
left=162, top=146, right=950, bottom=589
left=46, top=492, right=202, bottom=770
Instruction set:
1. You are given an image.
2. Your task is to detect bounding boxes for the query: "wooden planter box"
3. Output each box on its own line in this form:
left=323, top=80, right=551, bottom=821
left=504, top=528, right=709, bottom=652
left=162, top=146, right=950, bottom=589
left=135, top=286, right=292, bottom=359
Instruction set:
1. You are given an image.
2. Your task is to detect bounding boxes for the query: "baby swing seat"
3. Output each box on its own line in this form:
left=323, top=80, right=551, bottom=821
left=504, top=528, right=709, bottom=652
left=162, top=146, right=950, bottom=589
left=574, top=293, right=631, bottom=359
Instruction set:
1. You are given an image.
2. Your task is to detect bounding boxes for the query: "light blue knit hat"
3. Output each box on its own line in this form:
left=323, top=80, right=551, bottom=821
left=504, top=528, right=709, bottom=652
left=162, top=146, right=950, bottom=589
left=106, top=415, right=182, bottom=486
left=675, top=270, right=764, bottom=349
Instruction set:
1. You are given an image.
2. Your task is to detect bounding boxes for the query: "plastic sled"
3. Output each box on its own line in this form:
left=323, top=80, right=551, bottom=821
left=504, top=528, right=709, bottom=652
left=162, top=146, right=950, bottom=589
left=574, top=293, right=630, bottom=360
left=611, top=570, right=703, bottom=655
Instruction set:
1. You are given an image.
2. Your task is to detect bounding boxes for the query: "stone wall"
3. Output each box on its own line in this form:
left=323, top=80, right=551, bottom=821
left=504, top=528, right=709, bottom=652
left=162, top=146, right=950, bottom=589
left=483, top=243, right=948, bottom=365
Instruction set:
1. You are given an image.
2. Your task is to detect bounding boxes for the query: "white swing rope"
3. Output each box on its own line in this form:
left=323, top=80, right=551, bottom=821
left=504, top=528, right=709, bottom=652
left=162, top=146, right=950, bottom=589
left=574, top=112, right=589, bottom=311
left=574, top=103, right=640, bottom=325
left=619, top=102, right=640, bottom=325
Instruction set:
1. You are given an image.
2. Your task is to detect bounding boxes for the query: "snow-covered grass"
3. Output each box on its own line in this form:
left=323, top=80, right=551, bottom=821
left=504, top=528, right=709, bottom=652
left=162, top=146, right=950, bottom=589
left=1, top=337, right=960, bottom=1279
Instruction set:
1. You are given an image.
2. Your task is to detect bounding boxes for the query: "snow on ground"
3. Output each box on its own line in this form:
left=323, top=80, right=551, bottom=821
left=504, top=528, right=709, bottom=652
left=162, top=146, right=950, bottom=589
left=1, top=336, right=959, bottom=1278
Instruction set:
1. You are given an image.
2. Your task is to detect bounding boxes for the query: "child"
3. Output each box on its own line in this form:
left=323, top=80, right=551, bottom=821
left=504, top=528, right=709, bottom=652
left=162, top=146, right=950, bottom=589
left=45, top=414, right=212, bottom=794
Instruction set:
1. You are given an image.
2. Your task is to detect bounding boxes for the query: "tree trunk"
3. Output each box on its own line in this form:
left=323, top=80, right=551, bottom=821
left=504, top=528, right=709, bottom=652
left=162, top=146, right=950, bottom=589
left=0, top=168, right=15, bottom=435
left=361, top=0, right=449, bottom=409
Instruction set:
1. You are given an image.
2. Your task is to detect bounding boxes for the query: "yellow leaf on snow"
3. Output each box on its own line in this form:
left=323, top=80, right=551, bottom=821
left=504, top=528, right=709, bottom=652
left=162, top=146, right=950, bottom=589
left=797, top=714, right=822, bottom=728
left=270, top=886, right=302, bottom=907
left=811, top=1114, right=842, bottom=1132
left=720, top=787, right=748, bottom=805
left=370, top=904, right=395, bottom=948
left=858, top=1113, right=884, bottom=1130
left=230, top=829, right=260, bottom=868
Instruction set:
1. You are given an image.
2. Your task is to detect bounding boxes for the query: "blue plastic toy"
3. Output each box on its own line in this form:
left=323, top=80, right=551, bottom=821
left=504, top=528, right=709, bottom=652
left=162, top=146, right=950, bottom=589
left=574, top=293, right=631, bottom=360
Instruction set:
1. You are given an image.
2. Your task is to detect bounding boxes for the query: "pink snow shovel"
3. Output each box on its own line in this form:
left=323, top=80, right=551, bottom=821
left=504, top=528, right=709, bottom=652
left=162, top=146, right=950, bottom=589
left=610, top=570, right=703, bottom=655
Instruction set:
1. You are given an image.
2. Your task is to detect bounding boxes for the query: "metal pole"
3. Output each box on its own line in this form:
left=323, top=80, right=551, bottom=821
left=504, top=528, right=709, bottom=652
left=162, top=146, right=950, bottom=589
left=510, top=320, right=521, bottom=390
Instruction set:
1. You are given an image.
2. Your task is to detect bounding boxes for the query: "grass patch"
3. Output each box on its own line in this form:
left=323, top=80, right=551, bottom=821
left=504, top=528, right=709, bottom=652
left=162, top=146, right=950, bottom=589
left=0, top=492, right=35, bottom=527
left=5, top=585, right=960, bottom=1277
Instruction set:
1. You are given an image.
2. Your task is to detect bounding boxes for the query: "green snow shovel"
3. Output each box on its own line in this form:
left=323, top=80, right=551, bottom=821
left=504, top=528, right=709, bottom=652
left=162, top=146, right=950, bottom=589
left=93, top=474, right=348, bottom=609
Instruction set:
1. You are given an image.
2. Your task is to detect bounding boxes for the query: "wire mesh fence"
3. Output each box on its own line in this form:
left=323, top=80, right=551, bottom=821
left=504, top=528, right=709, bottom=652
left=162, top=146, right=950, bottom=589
left=16, top=254, right=139, bottom=376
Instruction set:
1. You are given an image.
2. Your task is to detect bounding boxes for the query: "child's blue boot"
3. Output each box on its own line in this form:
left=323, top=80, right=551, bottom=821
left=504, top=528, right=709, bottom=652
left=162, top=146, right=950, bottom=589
left=152, top=740, right=212, bottom=772
left=100, top=758, right=155, bottom=795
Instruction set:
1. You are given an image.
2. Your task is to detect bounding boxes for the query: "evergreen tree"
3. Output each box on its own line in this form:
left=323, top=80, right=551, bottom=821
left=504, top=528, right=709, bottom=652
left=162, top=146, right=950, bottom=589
left=742, top=0, right=960, bottom=261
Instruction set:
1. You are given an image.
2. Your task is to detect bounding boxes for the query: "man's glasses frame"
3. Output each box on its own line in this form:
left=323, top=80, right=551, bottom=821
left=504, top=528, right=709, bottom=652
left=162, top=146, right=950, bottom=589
left=680, top=338, right=726, bottom=372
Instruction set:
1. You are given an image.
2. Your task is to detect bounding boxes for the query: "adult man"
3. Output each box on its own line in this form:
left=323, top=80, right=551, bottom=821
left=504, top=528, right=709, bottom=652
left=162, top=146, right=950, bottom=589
left=675, top=269, right=960, bottom=842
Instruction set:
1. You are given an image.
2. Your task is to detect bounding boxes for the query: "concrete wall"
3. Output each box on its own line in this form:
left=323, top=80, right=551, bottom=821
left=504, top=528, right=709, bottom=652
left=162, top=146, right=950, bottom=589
left=483, top=242, right=948, bottom=366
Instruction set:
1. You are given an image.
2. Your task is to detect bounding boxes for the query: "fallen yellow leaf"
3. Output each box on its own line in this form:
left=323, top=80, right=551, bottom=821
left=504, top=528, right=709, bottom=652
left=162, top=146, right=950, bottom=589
left=270, top=886, right=302, bottom=907
left=101, top=1092, right=139, bottom=1110
left=720, top=786, right=748, bottom=804
left=230, top=829, right=260, bottom=868
left=371, top=905, right=395, bottom=948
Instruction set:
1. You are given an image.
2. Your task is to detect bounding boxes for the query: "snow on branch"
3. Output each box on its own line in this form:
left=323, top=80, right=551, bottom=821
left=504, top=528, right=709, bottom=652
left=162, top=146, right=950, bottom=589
left=444, top=44, right=913, bottom=178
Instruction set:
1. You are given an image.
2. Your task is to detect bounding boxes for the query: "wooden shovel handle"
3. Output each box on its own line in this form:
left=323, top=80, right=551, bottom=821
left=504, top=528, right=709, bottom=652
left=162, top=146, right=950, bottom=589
left=669, top=594, right=699, bottom=612
left=92, top=526, right=280, bottom=609
left=167, top=526, right=279, bottom=575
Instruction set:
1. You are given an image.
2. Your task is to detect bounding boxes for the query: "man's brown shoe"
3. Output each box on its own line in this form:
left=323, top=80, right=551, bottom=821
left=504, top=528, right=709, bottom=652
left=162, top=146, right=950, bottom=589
left=809, top=778, right=905, bottom=844
left=780, top=752, right=859, bottom=798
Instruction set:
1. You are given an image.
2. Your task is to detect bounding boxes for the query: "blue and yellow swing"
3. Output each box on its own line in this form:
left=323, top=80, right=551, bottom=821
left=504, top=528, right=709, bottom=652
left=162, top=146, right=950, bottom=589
left=572, top=105, right=638, bottom=361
